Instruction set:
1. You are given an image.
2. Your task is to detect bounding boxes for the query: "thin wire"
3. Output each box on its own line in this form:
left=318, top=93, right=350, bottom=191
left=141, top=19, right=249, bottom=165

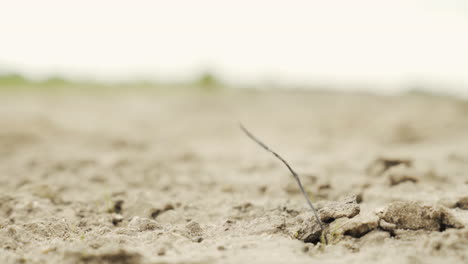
left=240, top=123, right=328, bottom=244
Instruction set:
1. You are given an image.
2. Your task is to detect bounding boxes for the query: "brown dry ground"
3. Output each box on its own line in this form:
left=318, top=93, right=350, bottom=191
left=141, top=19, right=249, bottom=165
left=1, top=90, right=468, bottom=264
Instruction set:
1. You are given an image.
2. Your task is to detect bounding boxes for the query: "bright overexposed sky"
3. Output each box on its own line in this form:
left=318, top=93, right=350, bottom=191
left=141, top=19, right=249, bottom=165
left=0, top=0, right=467, bottom=94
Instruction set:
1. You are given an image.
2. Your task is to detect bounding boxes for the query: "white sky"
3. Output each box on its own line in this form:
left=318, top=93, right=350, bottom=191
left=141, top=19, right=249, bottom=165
left=0, top=0, right=467, bottom=94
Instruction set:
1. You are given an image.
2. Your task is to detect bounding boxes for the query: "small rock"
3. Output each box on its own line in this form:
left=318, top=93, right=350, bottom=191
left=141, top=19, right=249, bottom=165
left=233, top=202, right=253, bottom=213
left=317, top=196, right=360, bottom=222
left=366, top=158, right=412, bottom=176
left=128, top=217, right=161, bottom=231
left=65, top=249, right=141, bottom=264
left=379, top=219, right=397, bottom=231
left=294, top=214, right=323, bottom=243
left=379, top=201, right=464, bottom=231
left=186, top=221, right=203, bottom=237
left=111, top=214, right=124, bottom=226
left=150, top=204, right=175, bottom=219
left=294, top=196, right=361, bottom=243
left=163, top=204, right=175, bottom=211
left=217, top=245, right=226, bottom=251
left=384, top=165, right=419, bottom=186
left=108, top=200, right=124, bottom=214
left=342, top=213, right=379, bottom=238
left=258, top=186, right=268, bottom=194
left=157, top=248, right=166, bottom=256
left=456, top=197, right=468, bottom=210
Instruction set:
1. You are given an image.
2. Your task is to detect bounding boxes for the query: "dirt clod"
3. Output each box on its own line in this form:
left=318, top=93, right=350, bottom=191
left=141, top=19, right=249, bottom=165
left=384, top=165, right=419, bottom=186
left=294, top=196, right=361, bottom=243
left=150, top=204, right=175, bottom=219
left=157, top=248, right=166, bottom=256
left=186, top=221, right=203, bottom=237
left=108, top=200, right=124, bottom=214
left=379, top=201, right=464, bottom=231
left=367, top=158, right=412, bottom=176
left=65, top=249, right=141, bottom=264
left=342, top=213, right=380, bottom=238
left=217, top=245, right=226, bottom=251
left=294, top=213, right=323, bottom=244
left=128, top=217, right=161, bottom=231
left=233, top=202, right=253, bottom=213
left=112, top=214, right=124, bottom=226
left=317, top=196, right=360, bottom=222
left=455, top=197, right=468, bottom=210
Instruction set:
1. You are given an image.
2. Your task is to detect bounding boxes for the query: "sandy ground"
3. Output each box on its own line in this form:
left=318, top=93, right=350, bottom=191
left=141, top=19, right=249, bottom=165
left=1, top=90, right=468, bottom=264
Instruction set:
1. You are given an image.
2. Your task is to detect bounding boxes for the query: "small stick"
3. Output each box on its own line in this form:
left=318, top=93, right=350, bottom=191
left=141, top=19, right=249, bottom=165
left=240, top=124, right=328, bottom=244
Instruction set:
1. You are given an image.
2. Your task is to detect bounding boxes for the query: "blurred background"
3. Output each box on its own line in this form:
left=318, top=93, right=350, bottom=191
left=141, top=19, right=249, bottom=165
left=0, top=0, right=467, bottom=96
left=2, top=2, right=468, bottom=263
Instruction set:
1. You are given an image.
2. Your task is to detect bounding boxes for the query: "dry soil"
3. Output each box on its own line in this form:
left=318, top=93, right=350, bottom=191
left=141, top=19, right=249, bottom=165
left=1, top=91, right=468, bottom=264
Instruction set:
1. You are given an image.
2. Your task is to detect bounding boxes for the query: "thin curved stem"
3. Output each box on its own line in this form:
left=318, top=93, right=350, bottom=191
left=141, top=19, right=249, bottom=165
left=240, top=124, right=328, bottom=244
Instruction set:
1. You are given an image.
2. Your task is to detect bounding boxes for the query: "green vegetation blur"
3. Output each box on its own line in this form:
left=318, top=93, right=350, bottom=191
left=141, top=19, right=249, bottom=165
left=0, top=71, right=224, bottom=93
left=0, top=70, right=457, bottom=99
